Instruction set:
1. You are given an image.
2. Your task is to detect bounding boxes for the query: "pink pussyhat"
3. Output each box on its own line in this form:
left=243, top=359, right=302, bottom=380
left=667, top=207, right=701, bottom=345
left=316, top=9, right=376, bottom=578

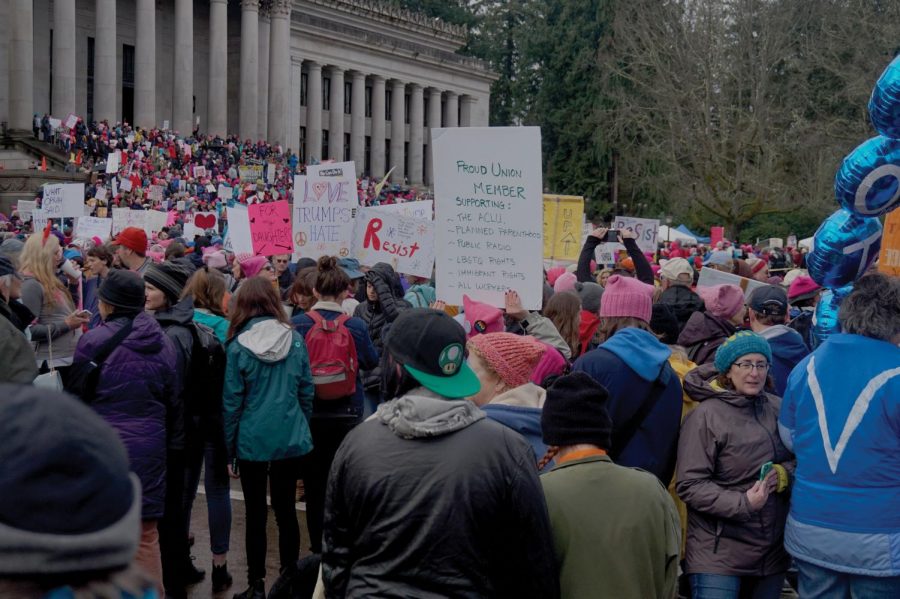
left=462, top=294, right=504, bottom=340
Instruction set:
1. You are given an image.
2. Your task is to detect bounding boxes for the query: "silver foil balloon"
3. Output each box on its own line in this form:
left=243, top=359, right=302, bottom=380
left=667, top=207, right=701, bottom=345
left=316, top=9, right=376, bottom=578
left=810, top=284, right=853, bottom=349
left=869, top=55, right=900, bottom=139
left=806, top=209, right=882, bottom=288
left=834, top=135, right=900, bottom=217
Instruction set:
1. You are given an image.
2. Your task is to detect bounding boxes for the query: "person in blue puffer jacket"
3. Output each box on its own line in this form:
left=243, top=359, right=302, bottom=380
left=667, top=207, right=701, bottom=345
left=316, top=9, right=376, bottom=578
left=778, top=273, right=900, bottom=597
left=572, top=275, right=683, bottom=485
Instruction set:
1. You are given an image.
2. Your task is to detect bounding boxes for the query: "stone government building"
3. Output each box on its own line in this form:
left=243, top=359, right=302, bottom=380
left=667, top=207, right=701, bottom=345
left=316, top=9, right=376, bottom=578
left=0, top=0, right=495, bottom=185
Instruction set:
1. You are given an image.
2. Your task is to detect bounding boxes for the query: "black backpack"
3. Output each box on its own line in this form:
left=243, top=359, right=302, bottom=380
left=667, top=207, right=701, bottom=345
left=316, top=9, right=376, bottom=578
left=185, top=322, right=227, bottom=432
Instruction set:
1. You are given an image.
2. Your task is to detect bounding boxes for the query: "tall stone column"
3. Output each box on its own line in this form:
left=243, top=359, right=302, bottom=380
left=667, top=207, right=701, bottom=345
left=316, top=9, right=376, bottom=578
left=443, top=91, right=459, bottom=128
left=94, top=0, right=117, bottom=123
left=306, top=62, right=323, bottom=161
left=350, top=71, right=365, bottom=170
left=173, top=0, right=194, bottom=134
left=425, top=88, right=442, bottom=185
left=239, top=0, right=259, bottom=140
left=328, top=67, right=345, bottom=160
left=408, top=84, right=424, bottom=185
left=267, top=0, right=292, bottom=147
left=370, top=75, right=386, bottom=178
left=257, top=9, right=270, bottom=140
left=389, top=80, right=405, bottom=182
left=52, top=0, right=76, bottom=117
left=8, top=0, right=33, bottom=131
left=208, top=0, right=228, bottom=137
left=460, top=95, right=476, bottom=127
left=135, top=0, right=156, bottom=128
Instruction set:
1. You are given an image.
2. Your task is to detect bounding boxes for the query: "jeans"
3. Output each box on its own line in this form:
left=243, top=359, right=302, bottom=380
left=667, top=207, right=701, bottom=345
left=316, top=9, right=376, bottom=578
left=183, top=436, right=232, bottom=556
left=159, top=449, right=191, bottom=592
left=303, top=415, right=359, bottom=553
left=690, top=573, right=784, bottom=599
left=796, top=559, right=900, bottom=599
left=239, top=457, right=304, bottom=583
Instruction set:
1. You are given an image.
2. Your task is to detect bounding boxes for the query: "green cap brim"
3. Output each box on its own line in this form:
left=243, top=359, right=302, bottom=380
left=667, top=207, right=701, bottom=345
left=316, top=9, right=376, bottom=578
left=404, top=362, right=481, bottom=399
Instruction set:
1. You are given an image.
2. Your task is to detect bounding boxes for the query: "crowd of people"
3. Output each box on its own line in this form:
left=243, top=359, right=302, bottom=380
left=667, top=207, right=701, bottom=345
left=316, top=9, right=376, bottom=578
left=1, top=213, right=897, bottom=599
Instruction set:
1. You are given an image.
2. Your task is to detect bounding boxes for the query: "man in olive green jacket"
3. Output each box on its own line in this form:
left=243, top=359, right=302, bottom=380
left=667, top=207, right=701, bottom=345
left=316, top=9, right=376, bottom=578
left=539, top=372, right=680, bottom=599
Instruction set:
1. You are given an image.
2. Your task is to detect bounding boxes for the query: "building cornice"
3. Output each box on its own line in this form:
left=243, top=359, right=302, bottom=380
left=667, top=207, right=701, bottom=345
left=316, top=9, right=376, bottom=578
left=299, top=0, right=468, bottom=43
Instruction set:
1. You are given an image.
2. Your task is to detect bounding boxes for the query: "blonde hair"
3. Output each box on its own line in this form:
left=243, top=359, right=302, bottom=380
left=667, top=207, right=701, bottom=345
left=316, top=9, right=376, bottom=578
left=19, top=234, right=73, bottom=309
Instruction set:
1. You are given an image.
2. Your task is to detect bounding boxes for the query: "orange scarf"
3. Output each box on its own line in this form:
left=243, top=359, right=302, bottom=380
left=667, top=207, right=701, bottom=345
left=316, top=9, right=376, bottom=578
left=557, top=447, right=607, bottom=465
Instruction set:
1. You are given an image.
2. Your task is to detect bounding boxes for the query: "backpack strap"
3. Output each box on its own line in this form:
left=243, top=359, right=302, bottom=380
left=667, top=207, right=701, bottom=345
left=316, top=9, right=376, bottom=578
left=609, top=362, right=673, bottom=460
left=93, top=318, right=135, bottom=365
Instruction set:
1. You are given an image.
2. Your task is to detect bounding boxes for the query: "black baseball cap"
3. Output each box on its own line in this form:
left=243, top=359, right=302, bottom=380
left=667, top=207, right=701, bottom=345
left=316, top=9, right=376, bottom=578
left=0, top=255, right=21, bottom=280
left=749, top=285, right=788, bottom=316
left=385, top=309, right=481, bottom=399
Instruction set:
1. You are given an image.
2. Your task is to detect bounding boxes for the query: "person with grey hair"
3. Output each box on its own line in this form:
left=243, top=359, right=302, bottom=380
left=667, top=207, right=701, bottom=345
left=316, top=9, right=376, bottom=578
left=778, top=272, right=900, bottom=598
left=0, top=255, right=37, bottom=383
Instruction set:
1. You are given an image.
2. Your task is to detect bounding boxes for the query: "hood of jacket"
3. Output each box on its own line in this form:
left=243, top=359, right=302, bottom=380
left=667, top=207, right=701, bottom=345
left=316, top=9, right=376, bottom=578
left=153, top=296, right=194, bottom=328
left=758, top=324, right=809, bottom=361
left=369, top=262, right=405, bottom=298
left=236, top=317, right=294, bottom=363
left=0, top=296, right=34, bottom=333
left=489, top=382, right=546, bottom=409
left=601, top=327, right=672, bottom=382
left=117, top=312, right=168, bottom=355
left=376, top=387, right=485, bottom=439
left=683, top=362, right=763, bottom=408
left=678, top=311, right=736, bottom=347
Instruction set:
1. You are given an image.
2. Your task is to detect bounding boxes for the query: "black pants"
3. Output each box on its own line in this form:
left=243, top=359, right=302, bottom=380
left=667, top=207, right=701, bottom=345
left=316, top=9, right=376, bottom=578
left=159, top=449, right=190, bottom=593
left=303, top=416, right=359, bottom=553
left=239, top=457, right=304, bottom=583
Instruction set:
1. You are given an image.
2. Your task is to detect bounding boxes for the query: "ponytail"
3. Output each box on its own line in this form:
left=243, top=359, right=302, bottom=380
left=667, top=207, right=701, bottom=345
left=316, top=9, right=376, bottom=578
left=537, top=446, right=560, bottom=471
left=315, top=255, right=351, bottom=298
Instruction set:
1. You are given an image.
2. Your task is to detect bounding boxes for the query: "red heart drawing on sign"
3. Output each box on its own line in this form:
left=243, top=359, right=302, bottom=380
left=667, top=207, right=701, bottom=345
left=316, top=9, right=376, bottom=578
left=195, top=214, right=216, bottom=229
left=312, top=182, right=328, bottom=200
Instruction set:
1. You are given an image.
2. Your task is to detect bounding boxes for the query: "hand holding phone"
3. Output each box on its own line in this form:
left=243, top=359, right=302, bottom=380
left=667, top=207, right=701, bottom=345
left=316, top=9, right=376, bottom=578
left=604, top=230, right=620, bottom=243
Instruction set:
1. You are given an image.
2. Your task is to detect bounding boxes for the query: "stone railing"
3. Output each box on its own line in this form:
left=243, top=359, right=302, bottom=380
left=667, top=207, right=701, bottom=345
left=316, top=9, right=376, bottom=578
left=303, top=0, right=468, bottom=42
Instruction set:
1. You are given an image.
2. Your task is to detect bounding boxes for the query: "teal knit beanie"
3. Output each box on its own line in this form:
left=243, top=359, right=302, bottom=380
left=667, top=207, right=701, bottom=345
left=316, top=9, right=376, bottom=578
left=714, top=331, right=773, bottom=373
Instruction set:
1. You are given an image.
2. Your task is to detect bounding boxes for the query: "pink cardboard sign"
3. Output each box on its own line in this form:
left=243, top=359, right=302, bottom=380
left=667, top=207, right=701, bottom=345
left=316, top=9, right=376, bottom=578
left=248, top=200, right=293, bottom=256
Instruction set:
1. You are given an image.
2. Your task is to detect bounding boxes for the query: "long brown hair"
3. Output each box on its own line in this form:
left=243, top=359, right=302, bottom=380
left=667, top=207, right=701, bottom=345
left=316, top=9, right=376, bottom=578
left=544, top=291, right=581, bottom=357
left=182, top=266, right=227, bottom=316
left=595, top=316, right=657, bottom=345
left=315, top=255, right=351, bottom=298
left=227, top=277, right=289, bottom=339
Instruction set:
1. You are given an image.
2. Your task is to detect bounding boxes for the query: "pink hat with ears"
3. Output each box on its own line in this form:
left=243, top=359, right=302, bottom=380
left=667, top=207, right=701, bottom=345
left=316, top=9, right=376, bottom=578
left=238, top=255, right=269, bottom=279
left=553, top=272, right=577, bottom=293
left=462, top=294, right=505, bottom=339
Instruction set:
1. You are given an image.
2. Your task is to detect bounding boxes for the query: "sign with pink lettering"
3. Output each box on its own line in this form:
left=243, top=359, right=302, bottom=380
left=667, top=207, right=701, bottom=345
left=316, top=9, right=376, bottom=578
left=248, top=200, right=293, bottom=256
left=292, top=175, right=358, bottom=260
left=351, top=208, right=435, bottom=278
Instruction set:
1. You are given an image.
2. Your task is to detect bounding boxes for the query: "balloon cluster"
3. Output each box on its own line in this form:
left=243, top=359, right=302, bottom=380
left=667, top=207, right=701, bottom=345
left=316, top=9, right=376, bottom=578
left=808, top=55, right=900, bottom=345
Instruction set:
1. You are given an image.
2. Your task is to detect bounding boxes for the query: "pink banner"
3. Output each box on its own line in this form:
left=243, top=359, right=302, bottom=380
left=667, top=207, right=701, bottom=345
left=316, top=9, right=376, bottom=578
left=248, top=200, right=292, bottom=256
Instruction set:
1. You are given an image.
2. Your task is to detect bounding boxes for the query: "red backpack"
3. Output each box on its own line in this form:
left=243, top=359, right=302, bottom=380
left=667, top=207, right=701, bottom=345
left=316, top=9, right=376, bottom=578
left=304, top=311, right=358, bottom=400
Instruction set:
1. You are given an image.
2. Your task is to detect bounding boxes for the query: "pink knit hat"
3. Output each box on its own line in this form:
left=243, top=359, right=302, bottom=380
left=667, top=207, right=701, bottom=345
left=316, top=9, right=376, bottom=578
left=598, top=275, right=653, bottom=322
left=697, top=284, right=745, bottom=320
left=553, top=271, right=577, bottom=293
left=546, top=266, right=566, bottom=287
left=467, top=333, right=546, bottom=389
left=203, top=249, right=228, bottom=270
left=462, top=294, right=505, bottom=339
left=238, top=255, right=269, bottom=279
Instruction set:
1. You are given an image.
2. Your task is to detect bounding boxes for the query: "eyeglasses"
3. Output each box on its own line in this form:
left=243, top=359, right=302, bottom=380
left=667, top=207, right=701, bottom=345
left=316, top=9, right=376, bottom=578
left=734, top=362, right=770, bottom=373
left=274, top=259, right=289, bottom=264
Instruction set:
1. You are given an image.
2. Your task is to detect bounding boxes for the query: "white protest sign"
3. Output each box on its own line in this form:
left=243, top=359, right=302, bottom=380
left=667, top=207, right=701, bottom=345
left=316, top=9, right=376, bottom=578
left=105, top=152, right=120, bottom=174
left=696, top=267, right=767, bottom=299
left=217, top=184, right=232, bottom=201
left=224, top=204, right=254, bottom=256
left=163, top=120, right=170, bottom=130
left=292, top=174, right=358, bottom=260
left=64, top=113, right=78, bottom=129
left=184, top=212, right=218, bottom=239
left=595, top=242, right=625, bottom=266
left=193, top=165, right=207, bottom=178
left=266, top=163, right=277, bottom=184
left=370, top=200, right=434, bottom=220
left=148, top=185, right=164, bottom=203
left=42, top=183, right=85, bottom=218
left=613, top=216, right=659, bottom=254
left=32, top=209, right=48, bottom=231
left=120, top=179, right=133, bottom=193
left=94, top=187, right=108, bottom=201
left=432, top=127, right=544, bottom=309
left=112, top=208, right=168, bottom=236
left=305, top=161, right=357, bottom=190
left=206, top=184, right=216, bottom=193
left=17, top=200, right=36, bottom=221
left=76, top=216, right=113, bottom=241
left=352, top=208, right=435, bottom=278
left=49, top=117, right=62, bottom=130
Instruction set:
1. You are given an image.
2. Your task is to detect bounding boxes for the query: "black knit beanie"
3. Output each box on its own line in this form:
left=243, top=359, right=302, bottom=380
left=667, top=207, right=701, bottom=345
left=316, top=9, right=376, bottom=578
left=542, top=372, right=613, bottom=449
left=144, top=261, right=193, bottom=304
left=99, top=269, right=146, bottom=312
left=650, top=303, right=680, bottom=346
left=0, top=385, right=140, bottom=575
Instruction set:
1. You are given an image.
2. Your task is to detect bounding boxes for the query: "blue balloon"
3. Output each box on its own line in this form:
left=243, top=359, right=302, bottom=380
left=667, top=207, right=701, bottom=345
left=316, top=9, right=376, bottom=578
left=807, top=209, right=882, bottom=288
left=834, top=136, right=900, bottom=217
left=810, top=284, right=853, bottom=349
left=869, top=55, right=900, bottom=139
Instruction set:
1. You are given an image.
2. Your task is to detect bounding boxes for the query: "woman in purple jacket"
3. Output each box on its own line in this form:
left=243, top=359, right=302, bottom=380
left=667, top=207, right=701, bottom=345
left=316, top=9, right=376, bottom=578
left=73, top=269, right=178, bottom=595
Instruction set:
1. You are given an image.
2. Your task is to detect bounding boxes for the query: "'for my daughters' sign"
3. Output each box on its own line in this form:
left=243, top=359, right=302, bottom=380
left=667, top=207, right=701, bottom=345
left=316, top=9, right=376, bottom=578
left=248, top=200, right=293, bottom=256
left=351, top=208, right=435, bottom=278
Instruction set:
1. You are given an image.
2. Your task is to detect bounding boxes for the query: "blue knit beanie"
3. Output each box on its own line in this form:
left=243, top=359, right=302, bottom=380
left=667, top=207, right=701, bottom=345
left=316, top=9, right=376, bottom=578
left=714, top=331, right=772, bottom=373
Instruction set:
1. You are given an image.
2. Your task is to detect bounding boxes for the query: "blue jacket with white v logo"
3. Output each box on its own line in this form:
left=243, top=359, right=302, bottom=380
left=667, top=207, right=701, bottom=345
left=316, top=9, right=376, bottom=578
left=779, top=333, right=900, bottom=576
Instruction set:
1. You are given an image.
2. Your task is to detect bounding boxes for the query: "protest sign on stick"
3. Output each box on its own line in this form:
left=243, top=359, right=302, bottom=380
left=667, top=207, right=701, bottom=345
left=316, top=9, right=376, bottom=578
left=105, top=152, right=120, bottom=174
left=16, top=200, right=36, bottom=221
left=42, top=184, right=85, bottom=218
left=613, top=216, right=660, bottom=254
left=543, top=195, right=584, bottom=261
left=224, top=204, right=254, bottom=256
left=432, top=126, right=544, bottom=309
left=76, top=217, right=113, bottom=241
left=217, top=184, right=232, bottom=201
left=248, top=200, right=293, bottom=256
left=292, top=174, right=358, bottom=260
left=351, top=208, right=435, bottom=278
left=32, top=209, right=48, bottom=231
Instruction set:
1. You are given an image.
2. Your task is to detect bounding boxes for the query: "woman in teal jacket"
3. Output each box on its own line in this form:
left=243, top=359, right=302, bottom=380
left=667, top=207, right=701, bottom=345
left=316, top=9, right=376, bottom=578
left=223, top=277, right=314, bottom=599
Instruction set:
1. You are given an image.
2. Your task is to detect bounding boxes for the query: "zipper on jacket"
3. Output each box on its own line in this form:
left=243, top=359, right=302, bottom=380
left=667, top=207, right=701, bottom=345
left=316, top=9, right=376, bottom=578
left=714, top=520, right=722, bottom=554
